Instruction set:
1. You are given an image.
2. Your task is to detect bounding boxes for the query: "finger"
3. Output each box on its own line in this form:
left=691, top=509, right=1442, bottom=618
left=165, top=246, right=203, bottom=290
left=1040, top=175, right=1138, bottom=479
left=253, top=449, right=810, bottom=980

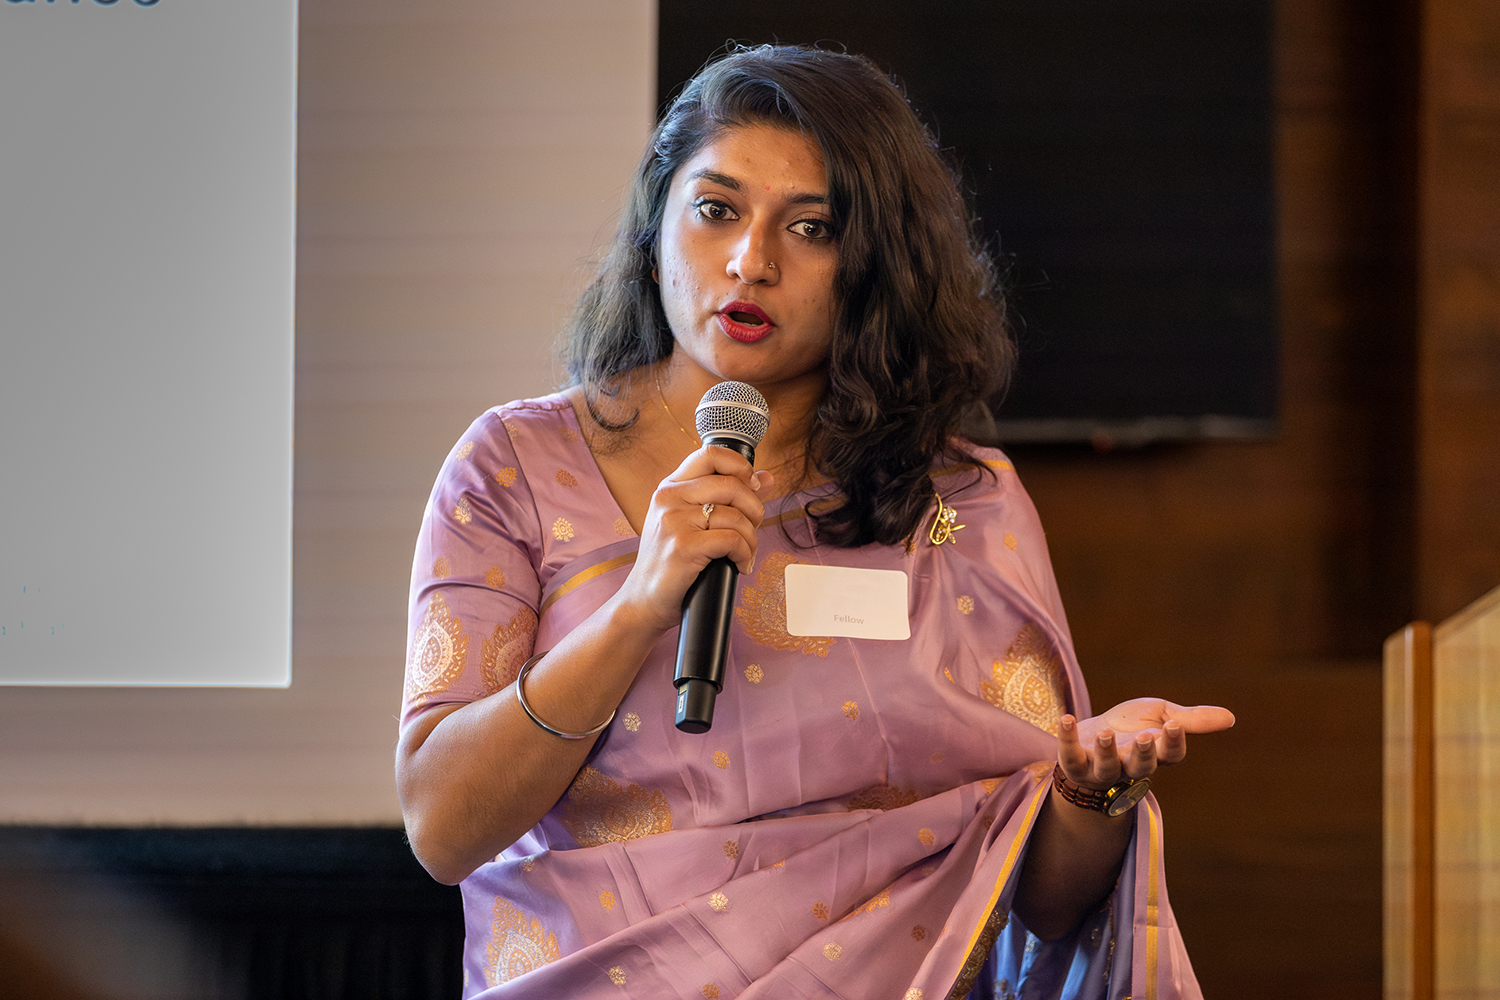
left=1163, top=704, right=1236, bottom=734
left=1056, top=715, right=1090, bottom=777
left=709, top=509, right=759, bottom=576
left=662, top=505, right=758, bottom=575
left=1090, top=729, right=1122, bottom=785
left=667, top=501, right=756, bottom=536
left=656, top=477, right=767, bottom=530
left=1125, top=731, right=1157, bottom=779
left=666, top=444, right=759, bottom=486
left=1158, top=719, right=1187, bottom=765
left=659, top=463, right=769, bottom=516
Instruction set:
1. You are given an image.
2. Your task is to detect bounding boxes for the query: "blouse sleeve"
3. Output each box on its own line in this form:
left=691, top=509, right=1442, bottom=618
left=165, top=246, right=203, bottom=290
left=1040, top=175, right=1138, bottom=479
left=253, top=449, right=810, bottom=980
left=400, top=408, right=545, bottom=733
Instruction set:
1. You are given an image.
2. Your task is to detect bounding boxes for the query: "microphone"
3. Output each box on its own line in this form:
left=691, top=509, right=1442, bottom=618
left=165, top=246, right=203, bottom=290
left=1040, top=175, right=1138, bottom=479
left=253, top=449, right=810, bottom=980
left=673, top=381, right=771, bottom=733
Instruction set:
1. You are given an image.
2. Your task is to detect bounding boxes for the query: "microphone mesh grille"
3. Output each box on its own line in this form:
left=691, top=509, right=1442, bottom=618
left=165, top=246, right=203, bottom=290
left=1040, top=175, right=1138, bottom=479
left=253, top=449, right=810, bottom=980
left=694, top=381, right=770, bottom=446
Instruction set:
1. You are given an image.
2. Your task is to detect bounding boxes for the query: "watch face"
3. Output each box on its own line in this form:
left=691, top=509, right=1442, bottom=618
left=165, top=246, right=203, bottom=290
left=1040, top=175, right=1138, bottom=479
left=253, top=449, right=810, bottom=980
left=1105, top=778, right=1152, bottom=818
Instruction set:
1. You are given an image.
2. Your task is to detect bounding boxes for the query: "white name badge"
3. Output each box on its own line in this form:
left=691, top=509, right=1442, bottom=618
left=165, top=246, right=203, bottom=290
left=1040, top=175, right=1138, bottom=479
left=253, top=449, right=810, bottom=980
left=783, top=564, right=911, bottom=640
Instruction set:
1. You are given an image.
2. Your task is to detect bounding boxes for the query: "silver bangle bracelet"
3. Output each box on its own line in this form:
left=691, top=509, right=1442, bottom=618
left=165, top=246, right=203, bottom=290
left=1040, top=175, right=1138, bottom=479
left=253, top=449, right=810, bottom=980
left=514, top=652, right=615, bottom=740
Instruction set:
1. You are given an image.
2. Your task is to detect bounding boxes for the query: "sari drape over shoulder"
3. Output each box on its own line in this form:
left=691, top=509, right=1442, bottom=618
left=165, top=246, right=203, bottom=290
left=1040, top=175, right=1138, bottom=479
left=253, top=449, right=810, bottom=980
left=402, top=395, right=1202, bottom=1000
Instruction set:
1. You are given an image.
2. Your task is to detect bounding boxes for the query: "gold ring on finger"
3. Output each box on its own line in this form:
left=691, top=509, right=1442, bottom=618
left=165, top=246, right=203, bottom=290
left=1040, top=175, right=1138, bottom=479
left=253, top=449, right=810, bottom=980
left=702, top=502, right=715, bottom=527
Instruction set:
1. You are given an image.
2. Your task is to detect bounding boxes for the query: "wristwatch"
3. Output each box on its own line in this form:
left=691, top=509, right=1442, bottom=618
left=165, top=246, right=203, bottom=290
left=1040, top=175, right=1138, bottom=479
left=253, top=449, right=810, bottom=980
left=1051, top=764, right=1151, bottom=817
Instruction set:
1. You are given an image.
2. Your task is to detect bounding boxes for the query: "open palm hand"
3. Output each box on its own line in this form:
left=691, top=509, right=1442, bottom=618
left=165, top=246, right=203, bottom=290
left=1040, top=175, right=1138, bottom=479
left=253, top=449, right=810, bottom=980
left=1058, top=698, right=1235, bottom=789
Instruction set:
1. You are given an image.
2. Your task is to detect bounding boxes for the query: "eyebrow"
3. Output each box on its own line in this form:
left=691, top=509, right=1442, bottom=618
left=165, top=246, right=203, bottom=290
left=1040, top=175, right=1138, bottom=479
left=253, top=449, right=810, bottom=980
left=687, top=168, right=829, bottom=206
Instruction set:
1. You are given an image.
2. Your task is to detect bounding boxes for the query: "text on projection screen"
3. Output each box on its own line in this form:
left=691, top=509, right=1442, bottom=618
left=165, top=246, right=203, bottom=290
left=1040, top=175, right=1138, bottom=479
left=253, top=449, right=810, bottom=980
left=0, top=0, right=295, bottom=685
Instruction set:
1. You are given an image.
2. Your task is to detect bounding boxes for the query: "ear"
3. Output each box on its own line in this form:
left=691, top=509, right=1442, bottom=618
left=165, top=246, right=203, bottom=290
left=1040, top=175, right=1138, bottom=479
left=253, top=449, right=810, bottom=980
left=651, top=266, right=659, bottom=284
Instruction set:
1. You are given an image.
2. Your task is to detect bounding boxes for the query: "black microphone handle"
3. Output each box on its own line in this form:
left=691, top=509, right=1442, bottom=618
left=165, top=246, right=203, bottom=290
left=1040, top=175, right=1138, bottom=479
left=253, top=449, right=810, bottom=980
left=673, top=557, right=737, bottom=733
left=673, top=436, right=755, bottom=733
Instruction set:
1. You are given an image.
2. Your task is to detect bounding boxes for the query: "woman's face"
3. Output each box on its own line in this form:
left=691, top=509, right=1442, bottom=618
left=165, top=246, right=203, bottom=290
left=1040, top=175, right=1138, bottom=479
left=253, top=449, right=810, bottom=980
left=656, top=123, right=838, bottom=395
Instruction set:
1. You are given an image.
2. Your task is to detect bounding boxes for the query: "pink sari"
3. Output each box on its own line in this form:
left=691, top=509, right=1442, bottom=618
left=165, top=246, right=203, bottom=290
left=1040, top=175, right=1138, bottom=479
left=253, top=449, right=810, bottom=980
left=402, top=394, right=1202, bottom=1000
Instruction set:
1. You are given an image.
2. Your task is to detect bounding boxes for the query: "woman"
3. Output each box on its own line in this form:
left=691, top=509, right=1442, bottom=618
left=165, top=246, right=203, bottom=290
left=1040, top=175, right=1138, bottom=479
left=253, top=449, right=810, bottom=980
left=396, top=45, right=1232, bottom=1000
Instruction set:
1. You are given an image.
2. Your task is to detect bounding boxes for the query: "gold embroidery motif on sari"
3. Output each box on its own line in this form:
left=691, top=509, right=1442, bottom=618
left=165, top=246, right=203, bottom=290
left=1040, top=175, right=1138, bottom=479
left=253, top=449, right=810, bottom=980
left=735, top=551, right=836, bottom=657
left=555, top=469, right=578, bottom=487
left=561, top=766, right=672, bottom=846
left=980, top=623, right=1066, bottom=736
left=453, top=496, right=474, bottom=525
left=484, top=897, right=559, bottom=987
left=481, top=605, right=537, bottom=693
left=552, top=517, right=575, bottom=542
left=456, top=441, right=475, bottom=459
left=485, top=566, right=506, bottom=590
left=406, top=592, right=468, bottom=704
left=846, top=785, right=921, bottom=812
left=495, top=467, right=518, bottom=488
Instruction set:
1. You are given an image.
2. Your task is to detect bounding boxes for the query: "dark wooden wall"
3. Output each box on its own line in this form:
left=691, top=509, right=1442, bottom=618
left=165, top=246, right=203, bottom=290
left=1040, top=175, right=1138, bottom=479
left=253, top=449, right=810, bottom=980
left=1416, top=0, right=1500, bottom=625
left=1008, top=2, right=1499, bottom=997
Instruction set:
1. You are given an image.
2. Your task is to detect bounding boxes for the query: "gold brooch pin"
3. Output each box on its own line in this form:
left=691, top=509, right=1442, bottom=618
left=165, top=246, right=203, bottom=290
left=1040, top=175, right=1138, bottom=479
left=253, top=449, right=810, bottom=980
left=928, top=491, right=965, bottom=545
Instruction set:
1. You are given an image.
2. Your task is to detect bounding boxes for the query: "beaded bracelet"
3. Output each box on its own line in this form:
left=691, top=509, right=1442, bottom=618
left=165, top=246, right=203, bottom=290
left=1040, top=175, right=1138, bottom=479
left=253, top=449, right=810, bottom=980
left=1051, top=763, right=1151, bottom=817
left=515, top=652, right=616, bottom=740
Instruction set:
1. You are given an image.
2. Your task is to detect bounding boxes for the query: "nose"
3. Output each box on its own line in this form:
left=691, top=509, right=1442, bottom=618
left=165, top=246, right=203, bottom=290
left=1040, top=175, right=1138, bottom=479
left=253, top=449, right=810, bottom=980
left=726, top=224, right=780, bottom=285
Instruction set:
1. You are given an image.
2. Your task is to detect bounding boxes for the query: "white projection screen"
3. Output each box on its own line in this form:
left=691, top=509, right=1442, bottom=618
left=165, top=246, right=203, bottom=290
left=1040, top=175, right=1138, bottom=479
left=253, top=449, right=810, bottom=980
left=0, top=0, right=296, bottom=685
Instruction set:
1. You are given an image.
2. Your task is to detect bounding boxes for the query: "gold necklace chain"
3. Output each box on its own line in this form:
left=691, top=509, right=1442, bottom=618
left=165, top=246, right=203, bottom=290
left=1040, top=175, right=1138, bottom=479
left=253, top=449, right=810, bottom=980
left=654, top=364, right=701, bottom=446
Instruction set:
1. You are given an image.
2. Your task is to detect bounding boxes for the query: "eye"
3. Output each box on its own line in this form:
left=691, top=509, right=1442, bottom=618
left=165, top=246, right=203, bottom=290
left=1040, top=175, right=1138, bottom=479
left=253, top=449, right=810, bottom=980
left=790, top=218, right=835, bottom=241
left=693, top=198, right=738, bottom=222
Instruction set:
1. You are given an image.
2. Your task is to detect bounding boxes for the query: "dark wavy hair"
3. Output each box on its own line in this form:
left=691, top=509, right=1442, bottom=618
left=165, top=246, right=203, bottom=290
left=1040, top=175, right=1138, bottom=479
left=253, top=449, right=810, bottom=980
left=563, top=45, right=1014, bottom=548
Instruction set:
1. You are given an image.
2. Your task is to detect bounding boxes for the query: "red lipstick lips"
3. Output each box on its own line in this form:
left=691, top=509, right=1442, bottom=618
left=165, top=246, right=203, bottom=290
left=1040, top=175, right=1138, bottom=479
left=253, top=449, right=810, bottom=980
left=717, top=300, right=774, bottom=343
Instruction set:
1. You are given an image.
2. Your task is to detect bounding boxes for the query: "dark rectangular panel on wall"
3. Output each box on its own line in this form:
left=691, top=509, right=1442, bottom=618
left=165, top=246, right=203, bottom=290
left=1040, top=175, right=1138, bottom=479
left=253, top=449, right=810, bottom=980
left=659, top=0, right=1277, bottom=444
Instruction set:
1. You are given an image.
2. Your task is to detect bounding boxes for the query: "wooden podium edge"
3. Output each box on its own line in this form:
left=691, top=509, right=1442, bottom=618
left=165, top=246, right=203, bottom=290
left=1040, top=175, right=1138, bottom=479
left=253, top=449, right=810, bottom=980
left=1384, top=620, right=1433, bottom=1000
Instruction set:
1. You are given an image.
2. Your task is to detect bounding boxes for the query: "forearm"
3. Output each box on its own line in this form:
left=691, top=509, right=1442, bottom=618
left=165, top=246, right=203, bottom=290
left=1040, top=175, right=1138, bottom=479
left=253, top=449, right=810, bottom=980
left=1011, top=787, right=1134, bottom=940
left=396, top=593, right=664, bottom=884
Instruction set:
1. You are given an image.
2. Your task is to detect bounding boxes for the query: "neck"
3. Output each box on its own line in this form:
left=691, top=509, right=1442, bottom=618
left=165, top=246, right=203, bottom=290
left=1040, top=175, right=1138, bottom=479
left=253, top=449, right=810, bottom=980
left=656, top=356, right=824, bottom=485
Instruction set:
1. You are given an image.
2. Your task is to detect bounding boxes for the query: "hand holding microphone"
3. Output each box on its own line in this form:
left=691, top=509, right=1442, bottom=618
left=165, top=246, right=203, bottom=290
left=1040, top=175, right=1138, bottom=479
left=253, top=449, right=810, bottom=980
left=672, top=382, right=770, bottom=733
